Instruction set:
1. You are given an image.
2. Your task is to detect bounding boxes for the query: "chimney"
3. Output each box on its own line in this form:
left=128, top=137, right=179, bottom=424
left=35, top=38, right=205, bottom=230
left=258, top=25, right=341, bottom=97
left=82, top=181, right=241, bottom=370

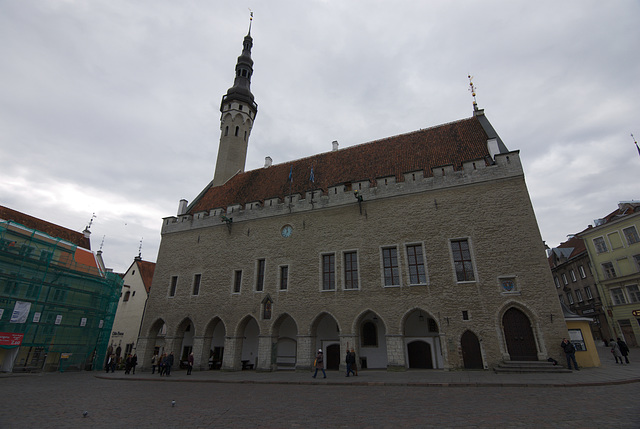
left=264, top=156, right=272, bottom=167
left=332, top=140, right=339, bottom=151
left=177, top=199, right=188, bottom=216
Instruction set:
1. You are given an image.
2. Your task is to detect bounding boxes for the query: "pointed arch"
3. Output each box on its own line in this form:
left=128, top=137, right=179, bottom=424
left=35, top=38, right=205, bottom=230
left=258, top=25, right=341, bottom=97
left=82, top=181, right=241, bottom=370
left=202, top=316, right=226, bottom=370
left=460, top=330, right=484, bottom=369
left=498, top=303, right=540, bottom=361
left=352, top=309, right=388, bottom=369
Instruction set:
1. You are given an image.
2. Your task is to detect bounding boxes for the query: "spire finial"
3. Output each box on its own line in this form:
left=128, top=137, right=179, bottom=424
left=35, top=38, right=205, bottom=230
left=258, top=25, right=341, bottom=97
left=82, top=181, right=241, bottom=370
left=99, top=235, right=105, bottom=251
left=248, top=9, right=253, bottom=35
left=632, top=133, right=640, bottom=158
left=468, top=75, right=478, bottom=111
left=138, top=237, right=143, bottom=259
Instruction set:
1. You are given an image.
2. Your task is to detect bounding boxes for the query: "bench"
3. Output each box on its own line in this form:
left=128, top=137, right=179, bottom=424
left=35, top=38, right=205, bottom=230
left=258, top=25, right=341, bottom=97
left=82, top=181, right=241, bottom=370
left=241, top=360, right=254, bottom=370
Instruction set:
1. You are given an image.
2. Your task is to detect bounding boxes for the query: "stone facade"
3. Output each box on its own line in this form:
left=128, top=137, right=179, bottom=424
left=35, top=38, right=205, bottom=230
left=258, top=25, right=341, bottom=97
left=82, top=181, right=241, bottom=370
left=135, top=30, right=568, bottom=373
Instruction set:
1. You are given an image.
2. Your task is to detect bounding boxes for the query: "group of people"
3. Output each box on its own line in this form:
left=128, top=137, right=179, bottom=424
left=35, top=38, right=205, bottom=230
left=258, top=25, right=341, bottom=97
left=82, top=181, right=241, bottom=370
left=124, top=353, right=138, bottom=374
left=345, top=348, right=358, bottom=377
left=151, top=351, right=174, bottom=376
left=610, top=337, right=631, bottom=364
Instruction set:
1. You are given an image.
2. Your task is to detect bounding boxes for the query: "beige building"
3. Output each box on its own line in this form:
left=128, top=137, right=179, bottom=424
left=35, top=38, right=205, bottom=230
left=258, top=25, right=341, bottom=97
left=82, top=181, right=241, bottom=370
left=108, top=257, right=155, bottom=361
left=578, top=201, right=640, bottom=347
left=136, top=28, right=568, bottom=373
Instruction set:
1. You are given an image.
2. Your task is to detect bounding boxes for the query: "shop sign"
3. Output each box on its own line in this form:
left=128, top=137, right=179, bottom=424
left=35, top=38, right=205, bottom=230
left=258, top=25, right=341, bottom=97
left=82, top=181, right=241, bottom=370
left=0, top=332, right=24, bottom=346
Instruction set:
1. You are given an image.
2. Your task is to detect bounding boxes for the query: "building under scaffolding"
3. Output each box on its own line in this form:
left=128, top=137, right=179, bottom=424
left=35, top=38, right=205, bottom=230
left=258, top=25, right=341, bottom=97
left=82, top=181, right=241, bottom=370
left=0, top=213, right=122, bottom=372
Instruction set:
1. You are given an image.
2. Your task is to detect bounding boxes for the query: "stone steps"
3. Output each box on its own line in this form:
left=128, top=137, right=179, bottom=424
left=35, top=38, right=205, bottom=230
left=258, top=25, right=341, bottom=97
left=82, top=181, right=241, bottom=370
left=494, top=360, right=572, bottom=374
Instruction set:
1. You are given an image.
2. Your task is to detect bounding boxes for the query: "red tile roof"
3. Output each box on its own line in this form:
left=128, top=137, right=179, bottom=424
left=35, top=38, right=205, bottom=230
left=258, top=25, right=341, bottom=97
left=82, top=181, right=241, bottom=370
left=0, top=205, right=91, bottom=250
left=189, top=116, right=491, bottom=213
left=135, top=259, right=156, bottom=294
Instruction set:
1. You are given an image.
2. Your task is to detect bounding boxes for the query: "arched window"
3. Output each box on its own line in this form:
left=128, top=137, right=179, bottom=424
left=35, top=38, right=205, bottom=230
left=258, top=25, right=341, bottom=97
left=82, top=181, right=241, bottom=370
left=224, top=126, right=228, bottom=136
left=235, top=126, right=239, bottom=136
left=361, top=321, right=377, bottom=346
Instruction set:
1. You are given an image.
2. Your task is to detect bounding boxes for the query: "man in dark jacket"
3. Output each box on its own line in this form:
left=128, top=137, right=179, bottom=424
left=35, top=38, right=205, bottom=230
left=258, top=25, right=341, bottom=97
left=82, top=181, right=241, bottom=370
left=561, top=338, right=579, bottom=371
left=617, top=338, right=630, bottom=363
left=166, top=352, right=174, bottom=376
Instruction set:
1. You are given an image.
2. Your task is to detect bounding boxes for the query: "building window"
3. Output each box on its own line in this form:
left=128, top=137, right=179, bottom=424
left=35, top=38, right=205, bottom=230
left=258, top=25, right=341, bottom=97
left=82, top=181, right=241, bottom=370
left=566, top=291, right=574, bottom=305
left=169, top=276, right=178, bottom=297
left=280, top=266, right=288, bottom=291
left=559, top=295, right=565, bottom=305
left=192, top=274, right=201, bottom=296
left=462, top=310, right=470, bottom=321
left=344, top=251, right=359, bottom=289
left=570, top=270, right=577, bottom=282
left=224, top=126, right=228, bottom=136
left=361, top=321, right=377, bottom=346
left=451, top=239, right=475, bottom=282
left=602, top=262, right=617, bottom=279
left=593, top=237, right=608, bottom=253
left=627, top=285, right=640, bottom=303
left=406, top=244, right=427, bottom=284
left=610, top=287, right=627, bottom=305
left=635, top=255, right=640, bottom=272
left=554, top=277, right=560, bottom=288
left=575, top=289, right=583, bottom=302
left=235, top=126, right=239, bottom=136
left=256, top=259, right=265, bottom=292
left=578, top=265, right=586, bottom=279
left=584, top=286, right=593, bottom=299
left=623, top=226, right=640, bottom=245
left=233, top=270, right=242, bottom=293
left=382, top=247, right=400, bottom=286
left=322, top=254, right=335, bottom=291
left=562, top=273, right=568, bottom=285
left=123, top=291, right=130, bottom=302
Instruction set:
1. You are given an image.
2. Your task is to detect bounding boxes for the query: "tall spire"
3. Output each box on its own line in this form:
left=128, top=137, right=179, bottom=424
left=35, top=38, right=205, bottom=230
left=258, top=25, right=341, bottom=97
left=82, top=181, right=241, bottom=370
left=212, top=14, right=259, bottom=187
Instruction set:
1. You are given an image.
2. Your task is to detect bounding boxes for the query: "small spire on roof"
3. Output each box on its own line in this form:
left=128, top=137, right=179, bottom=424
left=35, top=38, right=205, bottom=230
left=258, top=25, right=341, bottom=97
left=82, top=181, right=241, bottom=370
left=138, top=237, right=143, bottom=259
left=468, top=75, right=478, bottom=111
left=248, top=9, right=253, bottom=35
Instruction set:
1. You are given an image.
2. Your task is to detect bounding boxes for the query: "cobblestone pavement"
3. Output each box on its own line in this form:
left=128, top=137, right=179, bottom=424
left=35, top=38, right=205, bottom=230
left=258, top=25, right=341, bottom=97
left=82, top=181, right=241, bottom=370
left=1, top=371, right=639, bottom=428
left=0, top=346, right=638, bottom=428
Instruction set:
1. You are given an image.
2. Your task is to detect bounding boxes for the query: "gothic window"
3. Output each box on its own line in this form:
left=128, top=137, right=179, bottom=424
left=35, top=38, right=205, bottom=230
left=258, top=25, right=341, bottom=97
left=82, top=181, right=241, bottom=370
left=224, top=126, right=229, bottom=136
left=279, top=266, right=288, bottom=291
left=233, top=270, right=242, bottom=293
left=451, top=239, right=475, bottom=282
left=382, top=247, right=399, bottom=286
left=256, top=259, right=265, bottom=292
left=169, top=276, right=178, bottom=297
left=192, top=274, right=201, bottom=296
left=362, top=321, right=377, bottom=346
left=263, top=296, right=272, bottom=320
left=406, top=244, right=426, bottom=284
left=344, top=251, right=359, bottom=289
left=235, top=126, right=239, bottom=136
left=322, top=254, right=335, bottom=290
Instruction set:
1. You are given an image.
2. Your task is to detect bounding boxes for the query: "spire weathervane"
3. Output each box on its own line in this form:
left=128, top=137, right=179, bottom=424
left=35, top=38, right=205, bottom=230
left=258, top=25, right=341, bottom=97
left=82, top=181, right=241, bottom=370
left=632, top=133, right=640, bottom=158
left=468, top=75, right=478, bottom=111
left=248, top=9, right=253, bottom=34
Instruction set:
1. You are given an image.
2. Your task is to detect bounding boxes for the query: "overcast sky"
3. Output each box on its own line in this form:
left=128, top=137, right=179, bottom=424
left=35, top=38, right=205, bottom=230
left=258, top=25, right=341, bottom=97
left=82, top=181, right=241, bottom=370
left=1, top=1, right=638, bottom=273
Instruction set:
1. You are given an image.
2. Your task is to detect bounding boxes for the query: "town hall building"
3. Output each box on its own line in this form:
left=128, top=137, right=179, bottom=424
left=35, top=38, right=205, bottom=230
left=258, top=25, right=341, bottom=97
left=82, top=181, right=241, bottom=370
left=136, top=23, right=568, bottom=373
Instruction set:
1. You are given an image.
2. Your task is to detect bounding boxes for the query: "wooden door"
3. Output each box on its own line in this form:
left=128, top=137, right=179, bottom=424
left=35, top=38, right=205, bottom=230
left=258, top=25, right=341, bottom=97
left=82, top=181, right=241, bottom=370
left=461, top=330, right=483, bottom=369
left=407, top=341, right=432, bottom=368
left=503, top=308, right=538, bottom=361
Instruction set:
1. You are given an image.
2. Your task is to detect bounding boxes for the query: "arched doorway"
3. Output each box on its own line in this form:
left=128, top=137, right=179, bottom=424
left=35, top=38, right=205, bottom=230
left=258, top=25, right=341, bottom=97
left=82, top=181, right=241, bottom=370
left=273, top=314, right=298, bottom=370
left=175, top=318, right=195, bottom=369
left=202, top=318, right=225, bottom=370
left=240, top=317, right=259, bottom=369
left=403, top=309, right=441, bottom=369
left=407, top=341, right=432, bottom=368
left=461, top=330, right=483, bottom=369
left=310, top=313, right=340, bottom=371
left=355, top=310, right=388, bottom=369
left=503, top=307, right=538, bottom=361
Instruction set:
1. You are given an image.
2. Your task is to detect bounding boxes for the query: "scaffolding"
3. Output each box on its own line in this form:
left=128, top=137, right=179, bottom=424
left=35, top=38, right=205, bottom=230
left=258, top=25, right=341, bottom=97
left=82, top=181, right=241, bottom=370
left=0, top=220, right=122, bottom=372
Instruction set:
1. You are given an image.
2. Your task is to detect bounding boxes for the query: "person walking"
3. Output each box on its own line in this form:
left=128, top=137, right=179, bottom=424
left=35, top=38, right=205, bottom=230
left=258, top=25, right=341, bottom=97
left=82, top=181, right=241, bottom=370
left=131, top=354, right=138, bottom=374
left=187, top=352, right=194, bottom=375
left=124, top=354, right=132, bottom=374
left=159, top=353, right=166, bottom=376
left=166, top=352, right=174, bottom=376
left=610, top=339, right=624, bottom=364
left=151, top=353, right=158, bottom=374
left=312, top=349, right=326, bottom=379
left=345, top=349, right=355, bottom=377
left=560, top=338, right=579, bottom=370
left=617, top=337, right=630, bottom=364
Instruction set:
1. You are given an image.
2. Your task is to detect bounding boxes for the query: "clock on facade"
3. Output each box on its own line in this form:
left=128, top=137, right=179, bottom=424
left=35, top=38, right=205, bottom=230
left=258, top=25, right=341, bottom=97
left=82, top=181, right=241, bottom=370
left=281, top=225, right=293, bottom=238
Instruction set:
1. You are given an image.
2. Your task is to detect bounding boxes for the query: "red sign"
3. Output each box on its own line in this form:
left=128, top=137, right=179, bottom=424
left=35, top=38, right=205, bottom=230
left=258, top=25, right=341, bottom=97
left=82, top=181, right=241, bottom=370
left=0, top=332, right=24, bottom=347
